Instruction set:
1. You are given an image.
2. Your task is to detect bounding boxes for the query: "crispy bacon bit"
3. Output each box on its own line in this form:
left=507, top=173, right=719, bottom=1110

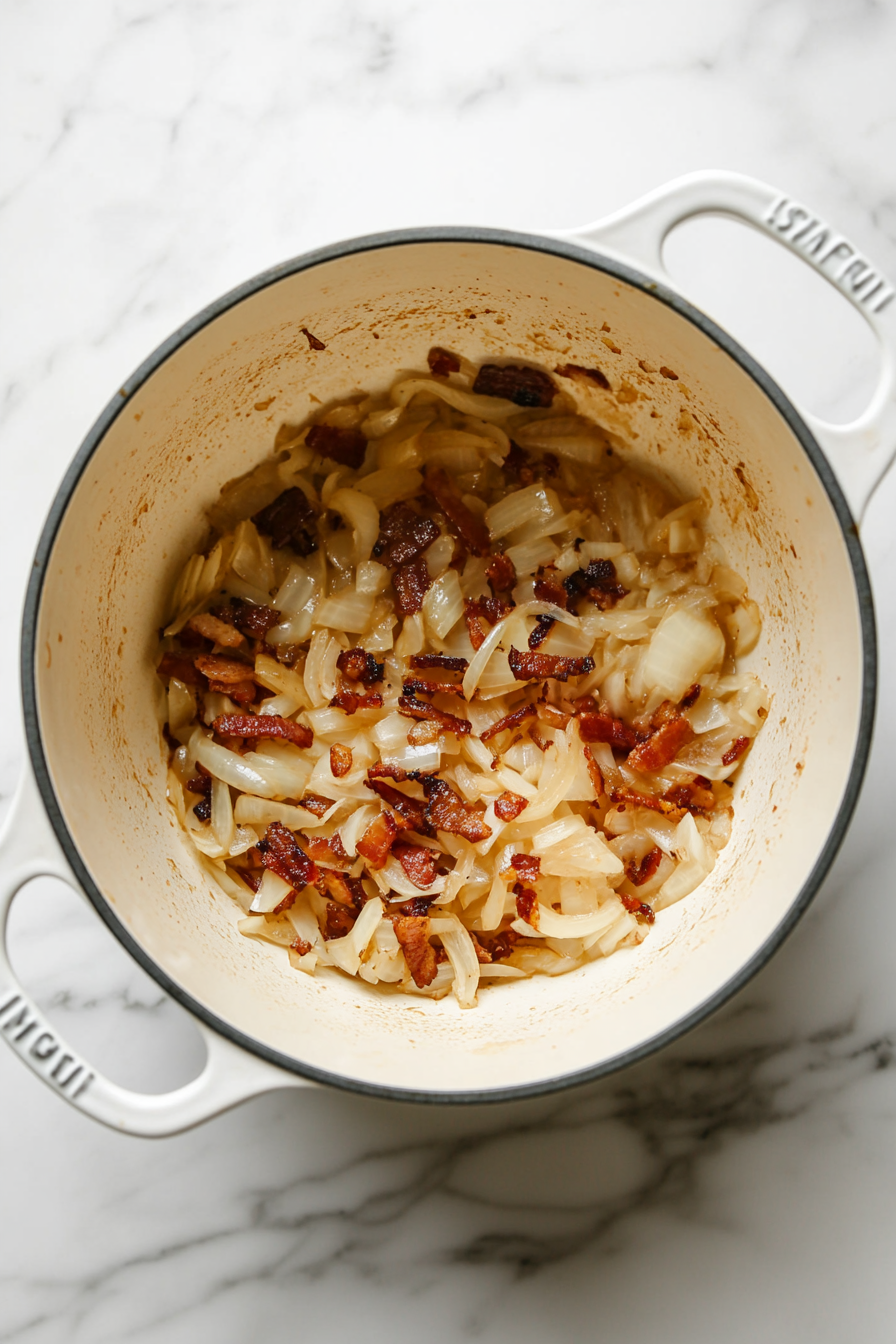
left=471, top=935, right=492, bottom=964
left=253, top=486, right=318, bottom=556
left=328, top=691, right=384, bottom=714
left=464, top=595, right=511, bottom=651
left=374, top=502, right=440, bottom=569
left=480, top=702, right=537, bottom=742
left=212, top=713, right=313, bottom=748
left=325, top=901, right=356, bottom=939
left=193, top=796, right=212, bottom=823
left=158, top=652, right=207, bottom=687
left=619, top=892, right=656, bottom=925
left=514, top=886, right=539, bottom=925
left=330, top=743, right=353, bottom=778
left=303, top=833, right=350, bottom=866
left=576, top=710, right=640, bottom=750
left=424, top=467, right=490, bottom=556
left=510, top=853, right=541, bottom=884
left=336, top=647, right=384, bottom=685
left=554, top=362, right=611, bottom=391
left=188, top=613, right=244, bottom=648
left=508, top=646, right=594, bottom=683
left=300, top=793, right=333, bottom=818
left=257, top=821, right=318, bottom=892
left=306, top=422, right=367, bottom=470
left=367, top=763, right=408, bottom=783
left=626, top=846, right=663, bottom=888
left=664, top=779, right=716, bottom=813
left=232, top=601, right=282, bottom=640
left=528, top=615, right=555, bottom=650
left=408, top=720, right=442, bottom=746
left=564, top=559, right=627, bottom=611
left=398, top=695, right=471, bottom=736
left=627, top=716, right=694, bottom=773
left=393, top=841, right=438, bottom=890
left=533, top=577, right=568, bottom=609
left=318, top=871, right=367, bottom=909
left=422, top=777, right=492, bottom=843
left=365, top=779, right=430, bottom=832
left=402, top=678, right=465, bottom=699
left=210, top=678, right=256, bottom=705
left=395, top=895, right=434, bottom=917
left=504, top=440, right=534, bottom=484
left=392, top=916, right=438, bottom=987
left=494, top=791, right=528, bottom=822
left=185, top=773, right=212, bottom=797
left=356, top=810, right=400, bottom=868
left=540, top=705, right=571, bottom=730
left=427, top=346, right=461, bottom=377
left=473, top=364, right=556, bottom=408
left=301, top=326, right=326, bottom=351
left=477, top=928, right=520, bottom=961
left=608, top=786, right=680, bottom=815
left=393, top=557, right=432, bottom=616
left=722, top=736, right=751, bottom=766
left=583, top=745, right=604, bottom=798
left=409, top=654, right=469, bottom=672
left=194, top=653, right=254, bottom=685
left=680, top=683, right=702, bottom=709
left=290, top=936, right=313, bottom=957
left=487, top=552, right=516, bottom=593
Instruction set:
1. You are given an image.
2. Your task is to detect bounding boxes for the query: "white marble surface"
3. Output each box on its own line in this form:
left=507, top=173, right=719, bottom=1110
left=3, top=2, right=896, bottom=1339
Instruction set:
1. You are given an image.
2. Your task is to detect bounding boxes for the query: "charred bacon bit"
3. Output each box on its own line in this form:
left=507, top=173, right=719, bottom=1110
left=608, top=785, right=680, bottom=815
left=508, top=646, right=595, bottom=683
left=290, top=936, right=313, bottom=957
left=395, top=895, right=434, bottom=917
left=583, top=745, right=604, bottom=799
left=510, top=853, right=541, bottom=884
left=554, top=363, right=611, bottom=391
left=664, top=779, right=716, bottom=813
left=398, top=695, right=471, bottom=736
left=336, top=647, right=384, bottom=685
left=209, top=678, right=257, bottom=705
left=427, top=346, right=461, bottom=377
left=620, top=892, right=656, bottom=925
left=487, top=552, right=516, bottom=594
left=564, top=559, right=627, bottom=611
left=393, top=841, right=438, bottom=890
left=393, top=557, right=432, bottom=617
left=576, top=710, right=640, bottom=750
left=627, top=715, right=695, bottom=773
left=301, top=326, right=326, bottom=351
left=367, top=762, right=408, bottom=783
left=187, top=612, right=244, bottom=648
left=477, top=928, right=520, bottom=961
left=253, top=487, right=318, bottom=556
left=392, top=915, right=438, bottom=987
left=330, top=743, right=353, bottom=778
left=185, top=773, right=212, bottom=797
left=158, top=653, right=207, bottom=687
left=402, top=677, right=465, bottom=700
left=257, top=821, right=318, bottom=892
left=365, top=779, right=430, bottom=832
left=722, top=735, right=751, bottom=767
left=318, top=871, right=367, bottom=909
left=306, top=422, right=367, bottom=470
left=540, top=704, right=571, bottom=730
left=480, top=701, right=537, bottom=742
left=471, top=935, right=493, bottom=964
left=213, top=713, right=313, bottom=748
left=325, top=901, right=356, bottom=939
left=195, top=653, right=254, bottom=685
left=424, top=466, right=491, bottom=557
left=472, top=363, right=556, bottom=408
left=422, top=777, right=492, bottom=843
left=528, top=615, right=555, bottom=650
left=193, top=796, right=212, bottom=823
left=409, top=653, right=469, bottom=672
left=495, top=791, right=528, bottom=822
left=356, top=810, right=400, bottom=868
left=329, top=691, right=384, bottom=715
left=514, top=886, right=539, bottom=925
left=464, top=595, right=511, bottom=651
left=533, top=577, right=568, bottom=609
left=626, top=846, right=663, bottom=888
left=373, top=502, right=440, bottom=569
left=232, top=601, right=282, bottom=640
left=300, top=793, right=333, bottom=818
left=303, top=833, right=350, bottom=866
left=680, top=683, right=702, bottom=710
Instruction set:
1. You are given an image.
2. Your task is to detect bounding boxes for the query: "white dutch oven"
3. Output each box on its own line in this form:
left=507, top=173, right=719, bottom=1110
left=2, top=171, right=894, bottom=1136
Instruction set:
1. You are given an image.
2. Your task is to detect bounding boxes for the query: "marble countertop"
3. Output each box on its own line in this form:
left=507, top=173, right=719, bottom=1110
left=3, top=2, right=896, bottom=1340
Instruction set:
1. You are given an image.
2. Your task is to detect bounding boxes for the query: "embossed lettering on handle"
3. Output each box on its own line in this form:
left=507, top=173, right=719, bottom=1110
left=764, top=196, right=894, bottom=313
left=0, top=990, right=95, bottom=1098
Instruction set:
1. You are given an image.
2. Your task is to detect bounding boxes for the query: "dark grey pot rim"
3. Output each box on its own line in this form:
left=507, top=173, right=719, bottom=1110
left=21, top=226, right=876, bottom=1106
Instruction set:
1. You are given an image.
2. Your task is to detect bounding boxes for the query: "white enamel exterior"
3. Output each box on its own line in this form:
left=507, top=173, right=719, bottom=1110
left=2, top=172, right=893, bottom=1133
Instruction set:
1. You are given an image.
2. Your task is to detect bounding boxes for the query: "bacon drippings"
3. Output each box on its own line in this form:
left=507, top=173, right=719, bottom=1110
left=392, top=915, right=438, bottom=987
left=583, top=745, right=604, bottom=798
left=494, top=791, right=528, bottom=822
left=365, top=779, right=430, bottom=832
left=425, top=466, right=490, bottom=556
left=393, top=841, right=438, bottom=890
left=528, top=615, right=555, bottom=650
left=722, top=735, right=751, bottom=766
left=487, top=552, right=516, bottom=593
left=508, top=647, right=595, bottom=683
left=510, top=853, right=540, bottom=884
left=533, top=576, right=568, bottom=609
left=564, top=559, right=627, bottom=611
left=554, top=362, right=611, bottom=390
left=625, top=846, right=663, bottom=888
left=330, top=743, right=353, bottom=778
left=480, top=702, right=536, bottom=742
left=627, top=715, right=694, bottom=773
left=464, top=595, right=511, bottom=650
left=680, top=683, right=702, bottom=709
left=158, top=653, right=206, bottom=687
left=253, top=487, right=318, bottom=556
left=328, top=691, right=384, bottom=715
left=619, top=892, right=656, bottom=925
left=409, top=654, right=469, bottom=672
left=336, top=647, right=384, bottom=685
left=213, top=713, right=313, bottom=748
left=397, top=695, right=471, bottom=736
left=301, top=327, right=326, bottom=350
left=187, top=613, right=244, bottom=648
left=393, top=557, right=432, bottom=616
left=514, top=886, right=539, bottom=925
left=356, top=810, right=400, bottom=868
left=257, top=821, right=317, bottom=892
left=402, top=678, right=465, bottom=699
left=374, top=502, right=439, bottom=569
left=300, top=793, right=333, bottom=818
left=576, top=710, right=640, bottom=750
left=325, top=901, right=356, bottom=939
left=421, top=777, right=492, bottom=843
left=427, top=346, right=461, bottom=377
left=473, top=364, right=556, bottom=408
left=306, top=422, right=367, bottom=470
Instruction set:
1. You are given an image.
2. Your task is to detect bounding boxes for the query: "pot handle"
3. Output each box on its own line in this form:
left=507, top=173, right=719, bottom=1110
left=0, top=765, right=311, bottom=1136
left=559, top=169, right=896, bottom=521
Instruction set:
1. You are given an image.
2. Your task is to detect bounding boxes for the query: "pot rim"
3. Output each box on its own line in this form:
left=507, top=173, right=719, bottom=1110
left=19, top=225, right=877, bottom=1105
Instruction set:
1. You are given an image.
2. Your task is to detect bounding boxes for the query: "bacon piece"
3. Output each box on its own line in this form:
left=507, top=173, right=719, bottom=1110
left=480, top=702, right=537, bottom=742
left=328, top=691, right=384, bottom=715
left=193, top=796, right=212, bottom=823
left=210, top=678, right=257, bottom=705
left=365, top=779, right=430, bottom=832
left=564, top=559, right=627, bottom=611
left=540, top=705, right=571, bottom=730
left=409, top=720, right=441, bottom=746
left=514, top=886, right=539, bottom=925
left=528, top=615, right=555, bottom=650
left=583, top=745, right=604, bottom=798
left=330, top=743, right=353, bottom=778
left=300, top=793, right=333, bottom=818
left=158, top=652, right=207, bottom=687
left=495, top=791, right=528, bottom=822
left=392, top=915, right=438, bottom=987
left=503, top=440, right=533, bottom=485
left=232, top=601, right=282, bottom=640
left=533, top=577, right=568, bottom=609
left=290, top=936, right=314, bottom=956
left=627, top=716, right=694, bottom=773
left=508, top=647, right=595, bottom=683
left=395, top=895, right=434, bottom=917
left=487, top=552, right=516, bottom=593
left=422, top=777, right=492, bottom=843
left=402, top=678, right=465, bottom=699
left=301, top=326, right=326, bottom=350
left=194, top=653, right=254, bottom=684
left=576, top=710, right=640, bottom=750
left=464, top=595, right=511, bottom=651
left=680, top=683, right=702, bottom=709
left=664, top=779, right=716, bottom=813
left=393, top=841, right=438, bottom=890
left=212, top=713, right=313, bottom=748
left=608, top=786, right=679, bottom=815
left=510, top=853, right=540, bottom=884
left=471, top=935, right=493, bottom=964
left=302, top=833, right=350, bottom=866
left=367, top=762, right=408, bottom=782
left=619, top=892, right=656, bottom=925
left=185, top=773, right=212, bottom=797
left=554, top=362, right=611, bottom=391
left=424, top=467, right=490, bottom=557
left=625, top=846, right=663, bottom=888
left=722, top=735, right=751, bottom=766
left=398, top=695, right=471, bottom=736
left=253, top=487, right=318, bottom=556
left=393, top=557, right=432, bottom=616
left=373, top=502, right=439, bottom=569
left=476, top=928, right=520, bottom=961
left=325, top=901, right=356, bottom=939
left=306, top=422, right=367, bottom=470
left=318, top=871, right=367, bottom=909
left=187, top=613, right=244, bottom=648
left=337, top=647, right=384, bottom=685
left=472, top=364, right=556, bottom=408
left=356, top=810, right=400, bottom=868
left=409, top=654, right=469, bottom=672
left=257, top=821, right=318, bottom=892
left=427, top=346, right=461, bottom=377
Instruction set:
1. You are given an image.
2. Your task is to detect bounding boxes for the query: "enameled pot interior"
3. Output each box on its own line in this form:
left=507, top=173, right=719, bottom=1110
left=29, top=237, right=865, bottom=1097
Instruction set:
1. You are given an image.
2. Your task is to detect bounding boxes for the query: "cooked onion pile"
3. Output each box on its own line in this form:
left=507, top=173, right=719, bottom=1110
left=158, top=349, right=768, bottom=1008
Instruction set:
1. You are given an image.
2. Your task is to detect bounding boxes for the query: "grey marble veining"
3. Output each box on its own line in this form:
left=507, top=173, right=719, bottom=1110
left=2, top=1, right=896, bottom=1340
